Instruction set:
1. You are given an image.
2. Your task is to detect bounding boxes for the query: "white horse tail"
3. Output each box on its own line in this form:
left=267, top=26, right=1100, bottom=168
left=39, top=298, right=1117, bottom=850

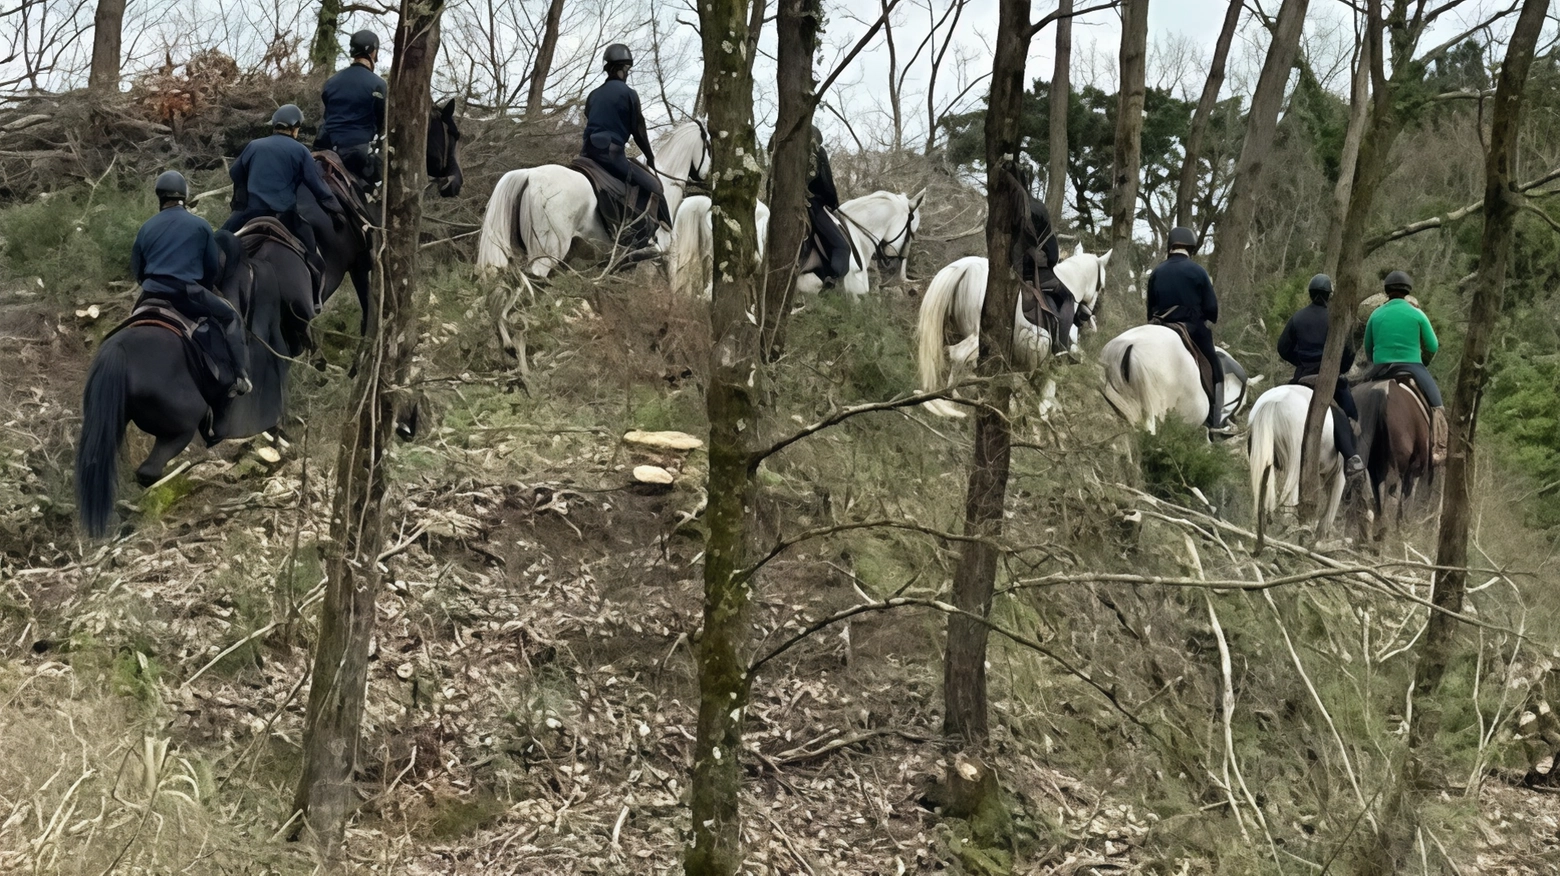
left=1247, top=396, right=1281, bottom=516
left=1100, top=338, right=1145, bottom=426
left=917, top=261, right=966, bottom=417
left=670, top=195, right=712, bottom=298
left=478, top=169, right=531, bottom=274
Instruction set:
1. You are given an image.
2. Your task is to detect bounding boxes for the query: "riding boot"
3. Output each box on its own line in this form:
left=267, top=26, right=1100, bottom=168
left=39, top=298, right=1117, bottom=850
left=1204, top=382, right=1226, bottom=430
left=1431, top=406, right=1449, bottom=466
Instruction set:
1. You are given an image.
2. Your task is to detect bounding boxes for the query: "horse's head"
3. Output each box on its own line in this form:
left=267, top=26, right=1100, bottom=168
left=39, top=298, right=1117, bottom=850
left=426, top=98, right=463, bottom=198
left=656, top=120, right=710, bottom=188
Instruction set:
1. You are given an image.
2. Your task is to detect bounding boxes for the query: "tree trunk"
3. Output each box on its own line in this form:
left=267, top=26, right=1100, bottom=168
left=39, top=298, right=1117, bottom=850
left=1412, top=0, right=1546, bottom=774
left=309, top=0, right=344, bottom=75
left=685, top=0, right=763, bottom=872
left=882, top=0, right=902, bottom=151
left=1172, top=0, right=1241, bottom=228
left=1208, top=0, right=1308, bottom=298
left=943, top=0, right=1030, bottom=751
left=524, top=0, right=566, bottom=119
left=290, top=0, right=443, bottom=853
left=88, top=0, right=126, bottom=97
left=1107, top=0, right=1148, bottom=262
left=1322, top=35, right=1371, bottom=277
left=1044, top=0, right=1071, bottom=220
left=759, top=0, right=820, bottom=357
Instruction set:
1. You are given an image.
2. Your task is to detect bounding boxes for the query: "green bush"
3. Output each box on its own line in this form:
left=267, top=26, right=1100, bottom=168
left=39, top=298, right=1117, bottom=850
left=0, top=182, right=152, bottom=299
left=1136, top=418, right=1236, bottom=503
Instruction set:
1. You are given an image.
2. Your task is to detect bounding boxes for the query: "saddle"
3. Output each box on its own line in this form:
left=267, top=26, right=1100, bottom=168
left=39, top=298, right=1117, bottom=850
left=313, top=150, right=374, bottom=230
left=1020, top=274, right=1077, bottom=356
left=109, top=298, right=230, bottom=404
left=1373, top=367, right=1432, bottom=421
left=236, top=216, right=308, bottom=259
left=569, top=156, right=661, bottom=251
left=797, top=207, right=860, bottom=283
left=1154, top=319, right=1216, bottom=404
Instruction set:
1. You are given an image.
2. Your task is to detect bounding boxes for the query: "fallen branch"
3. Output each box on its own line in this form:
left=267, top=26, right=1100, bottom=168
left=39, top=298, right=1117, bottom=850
left=1364, top=163, right=1560, bottom=253
left=750, top=382, right=990, bottom=467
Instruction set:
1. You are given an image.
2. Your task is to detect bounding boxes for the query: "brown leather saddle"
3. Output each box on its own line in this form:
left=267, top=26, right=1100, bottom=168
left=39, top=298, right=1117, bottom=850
left=1374, top=367, right=1432, bottom=421
left=236, top=216, right=308, bottom=260
left=107, top=299, right=225, bottom=396
left=569, top=156, right=661, bottom=249
left=313, top=150, right=373, bottom=230
left=1155, top=319, right=1216, bottom=403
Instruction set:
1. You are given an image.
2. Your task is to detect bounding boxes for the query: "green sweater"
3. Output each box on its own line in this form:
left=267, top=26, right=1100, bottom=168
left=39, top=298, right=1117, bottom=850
left=1364, top=298, right=1438, bottom=365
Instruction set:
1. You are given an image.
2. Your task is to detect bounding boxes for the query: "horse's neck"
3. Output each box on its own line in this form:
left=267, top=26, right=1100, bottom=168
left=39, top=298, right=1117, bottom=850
left=1056, top=256, right=1098, bottom=304
left=842, top=195, right=901, bottom=240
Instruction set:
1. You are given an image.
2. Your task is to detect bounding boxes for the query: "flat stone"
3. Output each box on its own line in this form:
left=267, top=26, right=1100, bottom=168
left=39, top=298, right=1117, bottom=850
left=633, top=465, right=675, bottom=485
left=254, top=446, right=282, bottom=464
left=624, top=430, right=703, bottom=452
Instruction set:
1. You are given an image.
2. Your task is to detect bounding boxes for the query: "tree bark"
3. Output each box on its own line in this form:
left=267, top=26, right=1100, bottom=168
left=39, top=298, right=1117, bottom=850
left=524, top=0, right=566, bottom=119
left=1044, top=0, right=1071, bottom=220
left=942, top=0, right=1030, bottom=750
left=685, top=0, right=762, bottom=872
left=309, top=0, right=344, bottom=76
left=758, top=0, right=820, bottom=357
left=1107, top=0, right=1148, bottom=262
left=882, top=0, right=902, bottom=151
left=1208, top=0, right=1308, bottom=299
left=1171, top=0, right=1241, bottom=228
left=88, top=0, right=126, bottom=97
left=290, top=0, right=443, bottom=853
left=1322, top=33, right=1371, bottom=277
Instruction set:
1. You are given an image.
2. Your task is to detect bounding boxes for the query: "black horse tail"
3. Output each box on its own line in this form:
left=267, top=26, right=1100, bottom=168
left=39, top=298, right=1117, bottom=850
left=1120, top=344, right=1134, bottom=384
left=76, top=342, right=129, bottom=538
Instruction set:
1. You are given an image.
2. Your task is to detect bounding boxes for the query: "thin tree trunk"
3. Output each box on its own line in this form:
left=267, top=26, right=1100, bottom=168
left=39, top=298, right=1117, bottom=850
left=1045, top=0, right=1071, bottom=220
left=1107, top=0, right=1148, bottom=262
left=309, top=0, right=344, bottom=75
left=525, top=0, right=566, bottom=119
left=685, top=0, right=763, bottom=870
left=290, top=0, right=443, bottom=853
left=943, top=0, right=1030, bottom=751
left=1172, top=0, right=1241, bottom=228
left=882, top=0, right=902, bottom=151
left=88, top=0, right=126, bottom=96
left=1208, top=0, right=1308, bottom=298
left=758, top=0, right=819, bottom=357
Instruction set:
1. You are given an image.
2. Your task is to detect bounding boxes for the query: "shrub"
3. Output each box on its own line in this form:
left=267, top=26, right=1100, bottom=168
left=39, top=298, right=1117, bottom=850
left=1135, top=418, right=1236, bottom=503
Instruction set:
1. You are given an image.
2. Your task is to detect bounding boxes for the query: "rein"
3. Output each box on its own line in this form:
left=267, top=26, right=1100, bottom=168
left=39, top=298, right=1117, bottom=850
left=836, top=200, right=918, bottom=271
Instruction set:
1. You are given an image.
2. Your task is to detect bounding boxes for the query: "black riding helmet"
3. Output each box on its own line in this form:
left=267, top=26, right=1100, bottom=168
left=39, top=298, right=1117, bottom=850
left=1167, top=226, right=1198, bottom=253
left=1308, top=273, right=1333, bottom=302
left=154, top=170, right=188, bottom=202
left=1384, top=270, right=1413, bottom=298
left=271, top=104, right=304, bottom=129
left=603, top=43, right=633, bottom=70
left=349, top=30, right=379, bottom=59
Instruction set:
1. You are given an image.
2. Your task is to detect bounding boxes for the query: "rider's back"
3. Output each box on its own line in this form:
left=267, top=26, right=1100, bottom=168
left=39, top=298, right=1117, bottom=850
left=133, top=207, right=217, bottom=294
left=1364, top=298, right=1436, bottom=364
left=1146, top=254, right=1217, bottom=323
left=583, top=79, right=641, bottom=150
left=319, top=64, right=386, bottom=149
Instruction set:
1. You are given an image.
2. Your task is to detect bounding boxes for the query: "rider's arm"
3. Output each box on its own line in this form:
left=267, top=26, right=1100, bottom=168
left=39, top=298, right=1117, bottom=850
left=301, top=149, right=342, bottom=212
left=130, top=229, right=146, bottom=282
left=1201, top=271, right=1219, bottom=323
left=630, top=92, right=656, bottom=169
left=814, top=147, right=840, bottom=210
left=1362, top=316, right=1376, bottom=361
left=373, top=76, right=388, bottom=136
left=1276, top=318, right=1298, bottom=366
left=1419, top=310, right=1439, bottom=364
left=201, top=229, right=220, bottom=286
left=1144, top=271, right=1157, bottom=322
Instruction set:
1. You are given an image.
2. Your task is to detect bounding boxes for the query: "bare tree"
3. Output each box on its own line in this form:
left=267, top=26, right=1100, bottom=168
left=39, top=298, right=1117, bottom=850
left=1107, top=0, right=1148, bottom=261
left=308, top=0, right=340, bottom=74
left=1322, top=24, right=1371, bottom=276
left=290, top=0, right=444, bottom=854
left=1171, top=0, right=1240, bottom=228
left=759, top=0, right=820, bottom=355
left=87, top=0, right=126, bottom=95
left=1044, top=0, right=1071, bottom=219
left=524, top=0, right=565, bottom=118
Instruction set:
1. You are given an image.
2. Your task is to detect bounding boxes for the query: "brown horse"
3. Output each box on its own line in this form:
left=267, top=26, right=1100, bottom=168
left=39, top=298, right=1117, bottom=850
left=1353, top=376, right=1434, bottom=537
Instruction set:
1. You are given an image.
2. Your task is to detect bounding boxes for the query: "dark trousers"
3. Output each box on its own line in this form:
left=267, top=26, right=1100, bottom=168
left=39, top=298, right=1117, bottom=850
left=336, top=142, right=379, bottom=185
left=585, top=142, right=671, bottom=227
left=809, top=201, right=851, bottom=283
left=143, top=282, right=250, bottom=381
left=1368, top=362, right=1443, bottom=407
left=1293, top=370, right=1359, bottom=459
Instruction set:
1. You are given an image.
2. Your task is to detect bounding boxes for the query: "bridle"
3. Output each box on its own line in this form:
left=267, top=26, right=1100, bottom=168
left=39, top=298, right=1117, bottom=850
left=837, top=197, right=919, bottom=271
left=652, top=119, right=711, bottom=187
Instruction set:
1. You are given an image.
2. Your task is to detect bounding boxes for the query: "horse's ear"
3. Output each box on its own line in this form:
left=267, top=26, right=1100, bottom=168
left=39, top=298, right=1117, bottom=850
left=911, top=188, right=926, bottom=209
left=1073, top=242, right=1084, bottom=257
left=1099, top=248, right=1112, bottom=266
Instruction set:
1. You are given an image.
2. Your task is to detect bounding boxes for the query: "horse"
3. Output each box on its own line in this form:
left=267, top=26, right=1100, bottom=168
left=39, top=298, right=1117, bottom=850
left=1353, top=377, right=1434, bottom=537
left=75, top=235, right=313, bottom=538
left=668, top=190, right=923, bottom=299
left=300, top=98, right=464, bottom=334
left=1098, top=324, right=1252, bottom=432
left=476, top=120, right=710, bottom=277
left=915, top=246, right=1112, bottom=418
left=1247, top=384, right=1346, bottom=536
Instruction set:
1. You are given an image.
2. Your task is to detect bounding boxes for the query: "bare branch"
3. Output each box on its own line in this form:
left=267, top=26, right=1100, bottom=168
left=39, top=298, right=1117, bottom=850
left=749, top=384, right=989, bottom=467
left=1364, top=163, right=1560, bottom=252
left=1027, top=0, right=1121, bottom=38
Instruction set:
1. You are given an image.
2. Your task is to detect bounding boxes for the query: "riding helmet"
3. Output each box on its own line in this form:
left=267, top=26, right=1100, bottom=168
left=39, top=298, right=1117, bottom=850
left=349, top=30, right=379, bottom=59
left=154, top=170, right=188, bottom=202
left=603, top=43, right=634, bottom=69
left=1383, top=269, right=1413, bottom=291
left=271, top=104, right=305, bottom=129
left=1167, top=226, right=1199, bottom=253
left=1307, top=273, right=1333, bottom=301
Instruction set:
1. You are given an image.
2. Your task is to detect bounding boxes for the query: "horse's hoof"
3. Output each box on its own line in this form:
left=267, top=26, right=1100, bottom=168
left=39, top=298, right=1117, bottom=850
left=135, top=471, right=160, bottom=488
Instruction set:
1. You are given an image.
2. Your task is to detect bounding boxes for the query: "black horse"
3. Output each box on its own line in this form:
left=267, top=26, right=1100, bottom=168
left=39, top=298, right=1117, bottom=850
left=300, top=99, right=464, bottom=333
left=75, top=234, right=313, bottom=538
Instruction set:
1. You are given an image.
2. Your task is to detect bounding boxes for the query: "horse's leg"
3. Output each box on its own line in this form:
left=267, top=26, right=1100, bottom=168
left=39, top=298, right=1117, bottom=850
left=136, top=432, right=196, bottom=487
left=351, top=257, right=373, bottom=336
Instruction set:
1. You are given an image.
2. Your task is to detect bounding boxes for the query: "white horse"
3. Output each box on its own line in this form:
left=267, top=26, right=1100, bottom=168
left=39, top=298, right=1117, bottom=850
left=1248, top=384, right=1346, bottom=534
left=477, top=121, right=710, bottom=277
left=1098, top=324, right=1253, bottom=432
left=916, top=246, right=1112, bottom=418
left=668, top=195, right=772, bottom=299
left=669, top=189, right=923, bottom=299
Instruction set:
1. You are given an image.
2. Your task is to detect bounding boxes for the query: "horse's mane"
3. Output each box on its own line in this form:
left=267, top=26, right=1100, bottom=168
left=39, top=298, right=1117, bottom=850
left=655, top=121, right=708, bottom=177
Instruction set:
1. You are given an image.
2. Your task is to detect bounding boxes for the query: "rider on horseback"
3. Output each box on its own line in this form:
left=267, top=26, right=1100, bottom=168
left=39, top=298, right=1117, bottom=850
left=316, top=29, right=387, bottom=186
left=1278, top=274, right=1365, bottom=476
left=223, top=105, right=342, bottom=299
left=1363, top=270, right=1447, bottom=463
left=1006, top=162, right=1076, bottom=352
left=1146, top=226, right=1224, bottom=429
left=132, top=171, right=251, bottom=397
left=804, top=124, right=850, bottom=288
left=581, top=44, right=671, bottom=231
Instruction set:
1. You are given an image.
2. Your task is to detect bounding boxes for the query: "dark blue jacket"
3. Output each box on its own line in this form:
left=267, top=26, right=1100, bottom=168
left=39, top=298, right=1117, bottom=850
left=318, top=63, right=386, bottom=150
left=132, top=205, right=219, bottom=295
left=1278, top=301, right=1353, bottom=378
left=230, top=133, right=340, bottom=214
left=583, top=78, right=655, bottom=165
left=1146, top=253, right=1218, bottom=324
